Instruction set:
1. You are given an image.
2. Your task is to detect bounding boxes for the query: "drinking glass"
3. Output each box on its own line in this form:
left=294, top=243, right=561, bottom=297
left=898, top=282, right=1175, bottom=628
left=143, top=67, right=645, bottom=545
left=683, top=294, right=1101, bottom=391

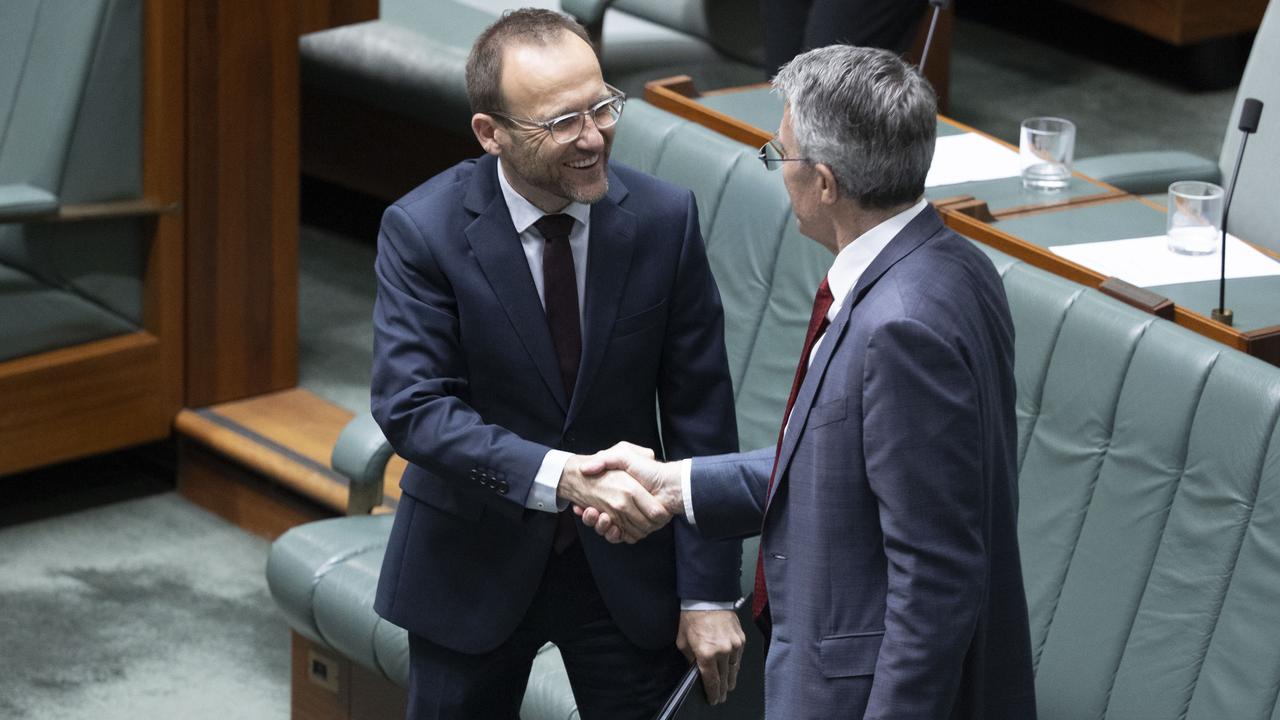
left=1166, top=181, right=1224, bottom=255
left=1020, top=117, right=1076, bottom=191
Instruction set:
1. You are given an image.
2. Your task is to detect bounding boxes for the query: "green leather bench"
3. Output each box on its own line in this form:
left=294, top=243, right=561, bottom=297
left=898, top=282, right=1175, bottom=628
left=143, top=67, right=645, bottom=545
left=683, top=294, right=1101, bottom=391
left=269, top=100, right=1280, bottom=719
left=0, top=0, right=146, bottom=363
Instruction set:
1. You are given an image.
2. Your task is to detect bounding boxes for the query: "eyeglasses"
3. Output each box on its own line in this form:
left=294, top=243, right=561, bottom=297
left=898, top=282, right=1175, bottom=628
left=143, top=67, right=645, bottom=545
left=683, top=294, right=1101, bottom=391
left=758, top=139, right=810, bottom=171
left=488, top=86, right=627, bottom=144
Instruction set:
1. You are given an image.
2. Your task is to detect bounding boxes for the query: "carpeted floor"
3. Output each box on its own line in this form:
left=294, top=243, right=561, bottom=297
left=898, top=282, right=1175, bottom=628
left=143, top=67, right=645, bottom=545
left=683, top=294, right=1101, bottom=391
left=0, top=492, right=289, bottom=720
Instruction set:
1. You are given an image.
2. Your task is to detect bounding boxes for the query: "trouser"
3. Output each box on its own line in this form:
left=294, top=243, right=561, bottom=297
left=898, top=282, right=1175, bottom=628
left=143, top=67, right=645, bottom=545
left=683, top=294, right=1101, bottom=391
left=405, top=541, right=687, bottom=719
left=760, top=0, right=928, bottom=76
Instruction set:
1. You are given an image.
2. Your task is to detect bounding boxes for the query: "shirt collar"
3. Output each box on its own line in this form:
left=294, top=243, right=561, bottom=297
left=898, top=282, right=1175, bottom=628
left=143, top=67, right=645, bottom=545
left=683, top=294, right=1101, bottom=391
left=826, top=198, right=929, bottom=321
left=497, top=158, right=591, bottom=233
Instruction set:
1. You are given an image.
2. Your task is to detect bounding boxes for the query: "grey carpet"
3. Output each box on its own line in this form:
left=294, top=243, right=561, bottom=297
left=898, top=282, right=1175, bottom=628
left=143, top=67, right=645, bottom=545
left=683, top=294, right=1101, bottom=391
left=948, top=19, right=1236, bottom=159
left=0, top=493, right=289, bottom=720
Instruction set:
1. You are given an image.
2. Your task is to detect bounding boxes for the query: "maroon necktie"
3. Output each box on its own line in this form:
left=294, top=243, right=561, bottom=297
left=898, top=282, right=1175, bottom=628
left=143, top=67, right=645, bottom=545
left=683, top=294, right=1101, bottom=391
left=752, top=277, right=836, bottom=628
left=535, top=213, right=582, bottom=553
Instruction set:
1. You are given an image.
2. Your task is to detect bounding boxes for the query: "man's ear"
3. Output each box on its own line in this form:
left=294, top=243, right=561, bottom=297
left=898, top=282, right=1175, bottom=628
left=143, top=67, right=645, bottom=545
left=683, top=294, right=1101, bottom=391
left=814, top=163, right=840, bottom=205
left=472, top=114, right=503, bottom=156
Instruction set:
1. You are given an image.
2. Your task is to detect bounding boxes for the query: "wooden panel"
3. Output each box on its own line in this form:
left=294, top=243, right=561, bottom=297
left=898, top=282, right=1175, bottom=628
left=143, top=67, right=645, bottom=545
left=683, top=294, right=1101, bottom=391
left=291, top=632, right=351, bottom=720
left=299, top=0, right=379, bottom=35
left=178, top=440, right=331, bottom=540
left=1059, top=0, right=1268, bottom=44
left=0, top=334, right=170, bottom=475
left=185, top=0, right=299, bottom=407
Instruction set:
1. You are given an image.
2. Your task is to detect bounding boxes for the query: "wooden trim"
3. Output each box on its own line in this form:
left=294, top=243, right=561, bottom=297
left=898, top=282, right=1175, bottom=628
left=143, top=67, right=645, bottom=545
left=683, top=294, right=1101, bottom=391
left=0, top=198, right=179, bottom=224
left=173, top=388, right=405, bottom=514
left=942, top=208, right=1106, bottom=288
left=644, top=76, right=772, bottom=148
left=1099, top=278, right=1176, bottom=320
left=142, top=0, right=186, bottom=420
left=176, top=412, right=351, bottom=515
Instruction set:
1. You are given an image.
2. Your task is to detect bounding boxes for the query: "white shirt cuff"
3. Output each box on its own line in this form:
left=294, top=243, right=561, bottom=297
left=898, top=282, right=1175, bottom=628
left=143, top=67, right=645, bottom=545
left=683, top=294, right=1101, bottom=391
left=680, top=458, right=696, bottom=526
left=681, top=599, right=737, bottom=611
left=527, top=449, right=571, bottom=512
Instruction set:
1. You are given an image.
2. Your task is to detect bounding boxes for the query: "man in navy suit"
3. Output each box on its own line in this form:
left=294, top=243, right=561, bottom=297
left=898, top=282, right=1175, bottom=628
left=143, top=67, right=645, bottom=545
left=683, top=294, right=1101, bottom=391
left=370, top=9, right=745, bottom=719
left=580, top=46, right=1037, bottom=718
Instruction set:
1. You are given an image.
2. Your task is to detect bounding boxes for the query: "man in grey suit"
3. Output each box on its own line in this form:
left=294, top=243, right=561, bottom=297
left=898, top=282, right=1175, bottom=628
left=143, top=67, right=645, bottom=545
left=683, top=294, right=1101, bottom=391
left=579, top=46, right=1037, bottom=719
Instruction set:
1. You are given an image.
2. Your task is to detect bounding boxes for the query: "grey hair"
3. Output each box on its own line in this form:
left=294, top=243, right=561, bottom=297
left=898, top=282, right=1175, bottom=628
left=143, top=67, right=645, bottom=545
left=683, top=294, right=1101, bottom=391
left=773, top=45, right=936, bottom=209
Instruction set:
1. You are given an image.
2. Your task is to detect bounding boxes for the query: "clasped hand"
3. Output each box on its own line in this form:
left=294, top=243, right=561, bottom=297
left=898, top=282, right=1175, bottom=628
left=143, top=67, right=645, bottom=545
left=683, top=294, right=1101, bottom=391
left=564, top=442, right=682, bottom=544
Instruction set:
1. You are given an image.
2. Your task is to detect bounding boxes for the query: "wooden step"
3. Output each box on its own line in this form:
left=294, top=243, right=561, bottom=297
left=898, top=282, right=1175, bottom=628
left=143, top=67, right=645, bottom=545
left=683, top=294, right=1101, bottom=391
left=175, top=387, right=406, bottom=537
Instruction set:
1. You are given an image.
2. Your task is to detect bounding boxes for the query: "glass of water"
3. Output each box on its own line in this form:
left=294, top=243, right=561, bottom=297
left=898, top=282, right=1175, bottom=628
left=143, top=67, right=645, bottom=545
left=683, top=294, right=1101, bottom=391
left=1020, top=117, right=1076, bottom=192
left=1166, top=181, right=1224, bottom=255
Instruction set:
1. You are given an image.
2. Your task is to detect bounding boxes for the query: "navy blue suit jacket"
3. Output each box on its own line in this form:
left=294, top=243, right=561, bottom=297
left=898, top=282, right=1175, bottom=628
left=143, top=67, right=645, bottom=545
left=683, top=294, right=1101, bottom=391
left=371, top=154, right=741, bottom=654
left=691, top=207, right=1036, bottom=719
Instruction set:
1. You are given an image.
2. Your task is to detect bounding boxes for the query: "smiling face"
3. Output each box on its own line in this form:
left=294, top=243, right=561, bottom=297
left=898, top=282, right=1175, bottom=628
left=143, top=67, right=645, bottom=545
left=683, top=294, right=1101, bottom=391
left=487, top=30, right=613, bottom=212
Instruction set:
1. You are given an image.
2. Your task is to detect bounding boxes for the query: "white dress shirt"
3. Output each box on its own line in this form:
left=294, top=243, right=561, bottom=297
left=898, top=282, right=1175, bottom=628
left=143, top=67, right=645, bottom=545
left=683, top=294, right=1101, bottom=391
left=681, top=198, right=930, bottom=525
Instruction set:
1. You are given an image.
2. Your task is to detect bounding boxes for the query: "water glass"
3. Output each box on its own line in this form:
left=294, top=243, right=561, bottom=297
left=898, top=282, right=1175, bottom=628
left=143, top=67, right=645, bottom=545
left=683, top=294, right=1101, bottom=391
left=1166, top=181, right=1224, bottom=255
left=1020, top=117, right=1076, bottom=192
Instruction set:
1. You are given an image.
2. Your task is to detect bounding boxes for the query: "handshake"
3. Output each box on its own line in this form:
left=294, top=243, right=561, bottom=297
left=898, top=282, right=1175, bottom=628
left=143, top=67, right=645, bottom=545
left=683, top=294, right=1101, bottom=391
left=559, top=442, right=684, bottom=544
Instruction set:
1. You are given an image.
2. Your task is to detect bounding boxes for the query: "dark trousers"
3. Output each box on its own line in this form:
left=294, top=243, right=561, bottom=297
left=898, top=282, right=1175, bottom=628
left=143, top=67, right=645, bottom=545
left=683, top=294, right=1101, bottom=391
left=760, top=0, right=928, bottom=75
left=406, top=542, right=687, bottom=720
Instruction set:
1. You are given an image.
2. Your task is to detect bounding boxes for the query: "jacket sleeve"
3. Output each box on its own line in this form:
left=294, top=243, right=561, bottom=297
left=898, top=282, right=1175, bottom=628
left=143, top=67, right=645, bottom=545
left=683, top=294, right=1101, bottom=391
left=370, top=203, right=549, bottom=506
left=657, top=191, right=745, bottom=602
left=861, top=317, right=987, bottom=718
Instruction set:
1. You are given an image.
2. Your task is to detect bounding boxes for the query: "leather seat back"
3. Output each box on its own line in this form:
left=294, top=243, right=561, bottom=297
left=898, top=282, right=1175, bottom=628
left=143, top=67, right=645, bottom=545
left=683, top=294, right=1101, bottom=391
left=981, top=244, right=1280, bottom=720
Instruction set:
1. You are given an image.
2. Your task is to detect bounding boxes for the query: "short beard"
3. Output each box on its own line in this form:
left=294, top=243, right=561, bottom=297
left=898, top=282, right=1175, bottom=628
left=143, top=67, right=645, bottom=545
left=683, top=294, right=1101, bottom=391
left=563, top=174, right=609, bottom=205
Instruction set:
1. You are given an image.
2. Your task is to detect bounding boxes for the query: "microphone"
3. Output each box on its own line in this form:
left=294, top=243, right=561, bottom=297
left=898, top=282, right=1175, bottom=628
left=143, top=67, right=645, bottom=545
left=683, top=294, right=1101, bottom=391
left=918, top=0, right=949, bottom=77
left=1213, top=97, right=1264, bottom=327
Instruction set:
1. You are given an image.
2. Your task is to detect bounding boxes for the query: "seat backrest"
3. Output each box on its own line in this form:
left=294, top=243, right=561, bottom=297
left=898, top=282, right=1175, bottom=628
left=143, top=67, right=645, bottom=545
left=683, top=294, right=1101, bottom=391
left=0, top=0, right=144, bottom=325
left=1218, top=0, right=1279, bottom=253
left=982, top=243, right=1280, bottom=720
left=611, top=0, right=763, bottom=66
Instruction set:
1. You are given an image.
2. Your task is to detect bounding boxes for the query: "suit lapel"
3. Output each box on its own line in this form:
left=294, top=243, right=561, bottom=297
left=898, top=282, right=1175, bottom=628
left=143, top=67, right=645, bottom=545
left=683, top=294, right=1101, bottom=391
left=766, top=205, right=945, bottom=509
left=567, top=170, right=634, bottom=426
left=463, top=155, right=569, bottom=412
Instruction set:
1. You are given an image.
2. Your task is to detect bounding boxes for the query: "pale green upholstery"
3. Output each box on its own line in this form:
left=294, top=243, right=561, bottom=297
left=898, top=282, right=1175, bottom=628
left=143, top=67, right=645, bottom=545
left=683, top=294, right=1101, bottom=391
left=0, top=0, right=145, bottom=362
left=1075, top=0, right=1279, bottom=253
left=270, top=101, right=1280, bottom=719
left=299, top=0, right=764, bottom=141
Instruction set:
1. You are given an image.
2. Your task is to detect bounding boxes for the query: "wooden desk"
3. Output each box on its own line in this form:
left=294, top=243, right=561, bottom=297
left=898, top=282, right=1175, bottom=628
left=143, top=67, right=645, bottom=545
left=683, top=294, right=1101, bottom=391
left=641, top=77, right=1280, bottom=365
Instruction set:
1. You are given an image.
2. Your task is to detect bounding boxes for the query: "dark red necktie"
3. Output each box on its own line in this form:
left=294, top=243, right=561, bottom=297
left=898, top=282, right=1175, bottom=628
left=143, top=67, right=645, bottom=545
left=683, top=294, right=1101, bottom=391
left=535, top=213, right=582, bottom=553
left=753, top=277, right=836, bottom=628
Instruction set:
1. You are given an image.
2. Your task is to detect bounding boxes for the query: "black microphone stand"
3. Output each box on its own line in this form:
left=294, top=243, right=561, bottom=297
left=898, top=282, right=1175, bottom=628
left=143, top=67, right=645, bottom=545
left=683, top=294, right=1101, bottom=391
left=919, top=0, right=949, bottom=76
left=1212, top=98, right=1264, bottom=327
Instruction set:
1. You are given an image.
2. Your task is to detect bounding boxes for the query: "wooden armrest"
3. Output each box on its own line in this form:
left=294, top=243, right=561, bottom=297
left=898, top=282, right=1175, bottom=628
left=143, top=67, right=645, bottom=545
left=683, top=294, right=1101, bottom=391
left=0, top=197, right=178, bottom=224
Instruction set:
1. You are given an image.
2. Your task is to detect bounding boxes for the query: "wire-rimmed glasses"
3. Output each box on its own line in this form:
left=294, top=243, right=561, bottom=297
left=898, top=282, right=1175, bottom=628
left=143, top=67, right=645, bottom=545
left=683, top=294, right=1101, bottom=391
left=488, top=85, right=627, bottom=144
left=758, top=139, right=810, bottom=171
